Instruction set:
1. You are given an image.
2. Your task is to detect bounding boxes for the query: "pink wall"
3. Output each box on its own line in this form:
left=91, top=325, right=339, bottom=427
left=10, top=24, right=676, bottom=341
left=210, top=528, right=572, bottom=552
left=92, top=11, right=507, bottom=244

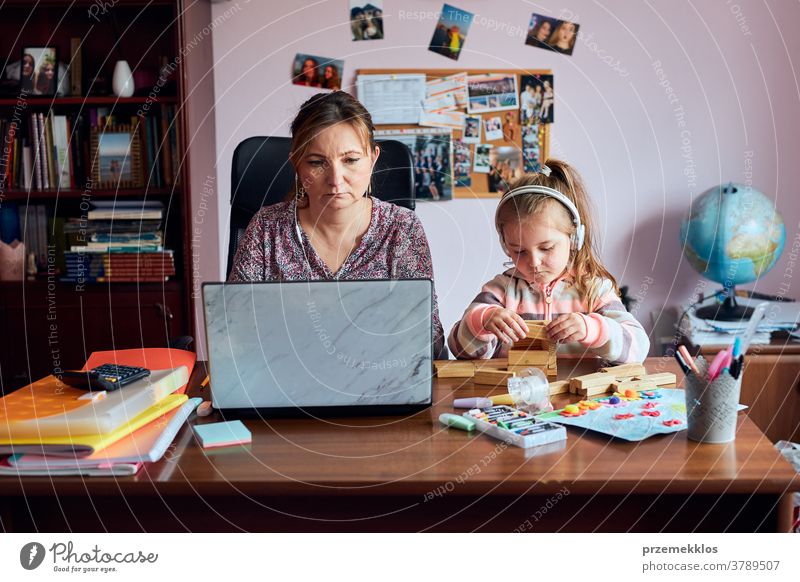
left=209, top=0, right=800, bottom=350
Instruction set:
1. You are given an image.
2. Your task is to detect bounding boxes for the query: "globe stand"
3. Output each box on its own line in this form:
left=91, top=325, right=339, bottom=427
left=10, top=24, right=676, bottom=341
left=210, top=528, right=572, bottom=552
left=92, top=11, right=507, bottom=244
left=695, top=287, right=755, bottom=322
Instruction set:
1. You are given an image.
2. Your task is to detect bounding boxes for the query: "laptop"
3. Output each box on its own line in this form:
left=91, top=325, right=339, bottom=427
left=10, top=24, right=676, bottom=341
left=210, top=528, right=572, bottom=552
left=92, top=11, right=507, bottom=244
left=202, top=279, right=434, bottom=416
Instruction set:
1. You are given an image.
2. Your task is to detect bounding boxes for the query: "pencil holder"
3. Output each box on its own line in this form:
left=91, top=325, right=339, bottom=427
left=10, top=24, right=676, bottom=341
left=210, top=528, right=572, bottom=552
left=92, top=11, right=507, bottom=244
left=683, top=356, right=742, bottom=444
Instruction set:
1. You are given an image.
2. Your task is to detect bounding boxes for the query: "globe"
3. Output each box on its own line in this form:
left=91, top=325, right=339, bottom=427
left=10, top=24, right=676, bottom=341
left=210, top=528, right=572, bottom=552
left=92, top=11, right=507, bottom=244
left=680, top=183, right=785, bottom=320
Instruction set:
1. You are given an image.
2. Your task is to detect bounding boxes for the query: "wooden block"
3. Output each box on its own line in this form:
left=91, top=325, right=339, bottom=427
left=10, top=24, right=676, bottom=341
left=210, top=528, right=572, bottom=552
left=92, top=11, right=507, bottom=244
left=474, top=358, right=508, bottom=371
left=508, top=364, right=548, bottom=374
left=472, top=369, right=516, bottom=386
left=548, top=380, right=570, bottom=395
left=611, top=378, right=658, bottom=393
left=638, top=372, right=677, bottom=386
left=569, top=372, right=614, bottom=391
left=508, top=349, right=550, bottom=367
left=525, top=320, right=550, bottom=340
left=599, top=363, right=647, bottom=377
left=433, top=360, right=475, bottom=378
left=579, top=384, right=614, bottom=397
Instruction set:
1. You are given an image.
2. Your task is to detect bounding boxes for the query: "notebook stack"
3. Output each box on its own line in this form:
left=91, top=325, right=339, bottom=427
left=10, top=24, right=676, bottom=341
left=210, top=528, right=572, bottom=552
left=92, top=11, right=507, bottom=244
left=62, top=200, right=176, bottom=283
left=0, top=350, right=198, bottom=477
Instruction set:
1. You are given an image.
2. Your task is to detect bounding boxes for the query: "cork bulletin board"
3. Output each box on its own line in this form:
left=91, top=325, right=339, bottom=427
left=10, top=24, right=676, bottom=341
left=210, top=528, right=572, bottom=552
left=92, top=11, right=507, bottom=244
left=357, top=68, right=552, bottom=199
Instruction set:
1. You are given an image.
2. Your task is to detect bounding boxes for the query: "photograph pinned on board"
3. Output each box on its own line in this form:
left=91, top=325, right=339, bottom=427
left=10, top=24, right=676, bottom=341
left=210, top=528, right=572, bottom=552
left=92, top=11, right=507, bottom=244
left=525, top=12, right=580, bottom=56
left=428, top=4, right=474, bottom=61
left=377, top=128, right=453, bottom=201
left=21, top=46, right=58, bottom=95
left=483, top=115, right=503, bottom=141
left=292, top=53, right=344, bottom=90
left=520, top=74, right=554, bottom=124
left=522, top=124, right=542, bottom=172
left=502, top=111, right=518, bottom=142
left=462, top=115, right=481, bottom=143
left=350, top=1, right=384, bottom=41
left=488, top=146, right=523, bottom=194
left=473, top=143, right=492, bottom=173
left=454, top=139, right=471, bottom=187
left=466, top=73, right=518, bottom=113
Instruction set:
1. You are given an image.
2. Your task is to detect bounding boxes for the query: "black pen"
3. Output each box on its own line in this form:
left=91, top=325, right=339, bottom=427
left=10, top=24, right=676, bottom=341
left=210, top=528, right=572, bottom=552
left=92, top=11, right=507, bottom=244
left=674, top=350, right=691, bottom=375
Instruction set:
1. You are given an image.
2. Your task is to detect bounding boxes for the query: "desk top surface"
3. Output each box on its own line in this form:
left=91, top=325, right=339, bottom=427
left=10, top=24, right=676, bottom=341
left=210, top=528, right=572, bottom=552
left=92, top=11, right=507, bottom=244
left=2, top=358, right=798, bottom=497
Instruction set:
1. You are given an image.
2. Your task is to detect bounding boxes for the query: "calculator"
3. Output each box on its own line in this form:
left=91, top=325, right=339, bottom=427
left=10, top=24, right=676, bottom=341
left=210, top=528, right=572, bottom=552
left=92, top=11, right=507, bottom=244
left=61, top=364, right=151, bottom=392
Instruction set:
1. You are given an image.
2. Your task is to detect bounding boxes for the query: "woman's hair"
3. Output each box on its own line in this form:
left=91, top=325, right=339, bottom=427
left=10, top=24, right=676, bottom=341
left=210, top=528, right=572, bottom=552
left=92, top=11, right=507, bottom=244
left=321, top=65, right=341, bottom=90
left=35, top=62, right=54, bottom=93
left=288, top=91, right=376, bottom=197
left=496, top=159, right=619, bottom=308
left=531, top=19, right=552, bottom=42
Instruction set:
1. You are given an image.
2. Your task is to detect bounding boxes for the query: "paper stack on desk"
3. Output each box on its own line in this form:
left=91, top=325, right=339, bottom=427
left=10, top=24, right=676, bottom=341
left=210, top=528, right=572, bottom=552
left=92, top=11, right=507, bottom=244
left=0, top=364, right=199, bottom=477
left=678, top=297, right=799, bottom=346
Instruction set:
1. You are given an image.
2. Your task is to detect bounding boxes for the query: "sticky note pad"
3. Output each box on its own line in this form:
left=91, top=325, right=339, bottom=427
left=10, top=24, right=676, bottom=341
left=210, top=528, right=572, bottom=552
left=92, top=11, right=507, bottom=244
left=193, top=420, right=251, bottom=449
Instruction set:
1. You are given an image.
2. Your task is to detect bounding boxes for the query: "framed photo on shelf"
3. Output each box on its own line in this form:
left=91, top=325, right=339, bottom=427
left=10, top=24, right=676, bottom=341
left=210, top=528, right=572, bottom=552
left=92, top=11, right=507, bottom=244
left=90, top=126, right=144, bottom=188
left=21, top=46, right=58, bottom=95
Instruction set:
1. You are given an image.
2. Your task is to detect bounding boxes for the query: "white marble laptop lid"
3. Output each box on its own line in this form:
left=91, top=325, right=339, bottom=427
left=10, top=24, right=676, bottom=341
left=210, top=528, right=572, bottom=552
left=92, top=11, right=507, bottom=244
left=203, top=280, right=434, bottom=410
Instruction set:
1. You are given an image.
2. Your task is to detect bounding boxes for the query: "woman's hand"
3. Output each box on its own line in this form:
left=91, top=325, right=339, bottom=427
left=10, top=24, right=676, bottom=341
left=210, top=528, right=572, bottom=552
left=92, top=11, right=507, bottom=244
left=483, top=308, right=528, bottom=345
left=546, top=313, right=587, bottom=343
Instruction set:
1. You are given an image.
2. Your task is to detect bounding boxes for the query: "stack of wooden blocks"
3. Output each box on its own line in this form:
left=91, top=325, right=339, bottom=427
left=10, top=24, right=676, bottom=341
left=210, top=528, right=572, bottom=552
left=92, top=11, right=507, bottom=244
left=508, top=320, right=557, bottom=378
left=568, top=363, right=676, bottom=397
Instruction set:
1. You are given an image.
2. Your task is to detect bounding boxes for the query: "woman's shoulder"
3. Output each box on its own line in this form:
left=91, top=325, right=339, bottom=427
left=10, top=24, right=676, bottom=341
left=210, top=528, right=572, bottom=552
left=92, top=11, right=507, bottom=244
left=251, top=200, right=294, bottom=228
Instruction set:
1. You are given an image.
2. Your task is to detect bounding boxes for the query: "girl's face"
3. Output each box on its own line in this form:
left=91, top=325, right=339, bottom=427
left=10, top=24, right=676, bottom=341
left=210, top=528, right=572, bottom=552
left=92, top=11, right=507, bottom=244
left=302, top=60, right=316, bottom=78
left=296, top=124, right=378, bottom=212
left=537, top=22, right=552, bottom=41
left=502, top=204, right=572, bottom=285
left=559, top=23, right=575, bottom=42
left=324, top=66, right=333, bottom=78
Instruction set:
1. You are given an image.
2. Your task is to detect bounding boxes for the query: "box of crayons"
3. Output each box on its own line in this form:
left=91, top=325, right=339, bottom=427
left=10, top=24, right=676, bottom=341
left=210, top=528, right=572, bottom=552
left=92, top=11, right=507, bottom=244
left=463, top=405, right=567, bottom=449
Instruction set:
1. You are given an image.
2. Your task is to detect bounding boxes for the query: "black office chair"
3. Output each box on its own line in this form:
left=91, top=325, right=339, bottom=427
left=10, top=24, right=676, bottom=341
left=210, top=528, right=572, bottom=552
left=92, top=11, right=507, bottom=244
left=227, top=136, right=415, bottom=277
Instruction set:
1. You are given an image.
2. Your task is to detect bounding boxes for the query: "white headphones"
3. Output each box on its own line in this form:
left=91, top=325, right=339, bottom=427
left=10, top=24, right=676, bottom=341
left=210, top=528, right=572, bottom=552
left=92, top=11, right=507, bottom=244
left=494, top=169, right=585, bottom=252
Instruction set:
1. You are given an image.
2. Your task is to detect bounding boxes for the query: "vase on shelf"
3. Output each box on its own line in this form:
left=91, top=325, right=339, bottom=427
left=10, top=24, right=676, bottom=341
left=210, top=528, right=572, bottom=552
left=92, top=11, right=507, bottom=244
left=112, top=60, right=134, bottom=97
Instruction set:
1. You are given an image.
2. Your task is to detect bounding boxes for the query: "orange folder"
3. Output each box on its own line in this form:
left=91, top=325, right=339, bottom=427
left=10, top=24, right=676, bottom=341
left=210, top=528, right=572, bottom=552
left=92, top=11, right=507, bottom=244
left=82, top=348, right=196, bottom=394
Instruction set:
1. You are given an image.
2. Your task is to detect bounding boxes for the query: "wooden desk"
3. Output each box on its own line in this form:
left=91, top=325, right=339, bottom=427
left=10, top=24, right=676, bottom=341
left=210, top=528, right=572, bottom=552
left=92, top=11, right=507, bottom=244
left=1, top=358, right=797, bottom=533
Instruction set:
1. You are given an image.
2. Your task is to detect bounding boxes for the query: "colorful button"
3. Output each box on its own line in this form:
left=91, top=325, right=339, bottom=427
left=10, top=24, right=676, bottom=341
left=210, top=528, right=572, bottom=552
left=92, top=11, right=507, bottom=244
left=614, top=413, right=635, bottom=420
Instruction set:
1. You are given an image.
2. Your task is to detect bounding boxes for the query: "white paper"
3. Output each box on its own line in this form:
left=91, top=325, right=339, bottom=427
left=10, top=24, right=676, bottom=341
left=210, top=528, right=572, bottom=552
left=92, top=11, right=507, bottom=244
left=357, top=74, right=426, bottom=125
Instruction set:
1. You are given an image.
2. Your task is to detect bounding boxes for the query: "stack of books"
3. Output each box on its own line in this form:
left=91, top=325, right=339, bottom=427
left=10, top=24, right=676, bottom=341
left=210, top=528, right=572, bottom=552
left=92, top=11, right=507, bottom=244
left=62, top=200, right=176, bottom=283
left=0, top=353, right=198, bottom=477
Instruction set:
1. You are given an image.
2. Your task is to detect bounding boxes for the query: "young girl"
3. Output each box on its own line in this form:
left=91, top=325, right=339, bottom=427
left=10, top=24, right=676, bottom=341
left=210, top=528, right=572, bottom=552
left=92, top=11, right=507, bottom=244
left=448, top=160, right=649, bottom=364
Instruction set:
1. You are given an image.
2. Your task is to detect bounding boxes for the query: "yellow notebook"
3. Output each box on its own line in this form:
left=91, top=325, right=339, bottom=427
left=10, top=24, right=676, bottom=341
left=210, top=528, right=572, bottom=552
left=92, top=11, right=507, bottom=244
left=0, top=394, right=188, bottom=457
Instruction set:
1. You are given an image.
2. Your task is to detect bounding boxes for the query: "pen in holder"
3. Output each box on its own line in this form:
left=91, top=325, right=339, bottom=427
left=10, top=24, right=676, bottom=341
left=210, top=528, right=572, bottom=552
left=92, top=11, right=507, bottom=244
left=683, top=355, right=742, bottom=444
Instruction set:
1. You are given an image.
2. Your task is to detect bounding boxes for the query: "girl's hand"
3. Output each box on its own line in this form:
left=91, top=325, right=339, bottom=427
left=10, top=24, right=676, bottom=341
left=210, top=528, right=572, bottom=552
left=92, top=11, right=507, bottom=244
left=484, top=308, right=528, bottom=345
left=546, top=314, right=587, bottom=343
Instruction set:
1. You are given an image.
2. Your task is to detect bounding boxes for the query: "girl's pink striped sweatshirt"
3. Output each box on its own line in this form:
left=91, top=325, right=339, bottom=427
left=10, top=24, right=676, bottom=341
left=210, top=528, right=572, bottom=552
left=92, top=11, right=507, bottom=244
left=448, top=270, right=650, bottom=363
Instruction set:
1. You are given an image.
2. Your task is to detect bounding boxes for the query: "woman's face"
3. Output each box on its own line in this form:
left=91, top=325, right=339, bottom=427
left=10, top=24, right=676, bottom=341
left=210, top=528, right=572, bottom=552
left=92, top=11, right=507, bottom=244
left=22, top=55, right=34, bottom=76
left=559, top=23, right=575, bottom=42
left=43, top=64, right=54, bottom=79
left=324, top=66, right=334, bottom=79
left=536, top=21, right=552, bottom=41
left=302, top=59, right=316, bottom=79
left=296, top=124, right=379, bottom=212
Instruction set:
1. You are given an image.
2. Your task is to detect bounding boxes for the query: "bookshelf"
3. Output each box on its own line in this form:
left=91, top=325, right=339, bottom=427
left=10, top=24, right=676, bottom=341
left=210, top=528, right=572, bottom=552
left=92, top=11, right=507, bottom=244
left=0, top=0, right=211, bottom=391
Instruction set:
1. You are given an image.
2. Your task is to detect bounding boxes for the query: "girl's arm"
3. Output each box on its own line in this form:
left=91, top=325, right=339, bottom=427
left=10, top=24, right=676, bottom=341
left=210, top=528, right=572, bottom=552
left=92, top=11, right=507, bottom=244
left=448, top=275, right=511, bottom=359
left=577, top=279, right=651, bottom=364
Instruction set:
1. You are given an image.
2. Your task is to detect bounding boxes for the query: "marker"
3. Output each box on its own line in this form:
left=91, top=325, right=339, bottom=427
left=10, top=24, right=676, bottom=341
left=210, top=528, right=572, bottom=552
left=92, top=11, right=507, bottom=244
left=677, top=345, right=700, bottom=375
left=439, top=413, right=476, bottom=432
left=673, top=350, right=691, bottom=375
left=490, top=394, right=516, bottom=406
left=731, top=337, right=741, bottom=359
left=453, top=397, right=493, bottom=409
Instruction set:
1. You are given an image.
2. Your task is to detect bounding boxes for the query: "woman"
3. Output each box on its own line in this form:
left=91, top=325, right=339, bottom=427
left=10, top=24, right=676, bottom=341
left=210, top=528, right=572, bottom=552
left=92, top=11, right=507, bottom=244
left=229, top=91, right=445, bottom=355
left=35, top=61, right=56, bottom=95
left=320, top=64, right=341, bottom=90
left=295, top=57, right=321, bottom=87
left=548, top=21, right=577, bottom=54
left=527, top=18, right=553, bottom=49
left=21, top=53, right=35, bottom=92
